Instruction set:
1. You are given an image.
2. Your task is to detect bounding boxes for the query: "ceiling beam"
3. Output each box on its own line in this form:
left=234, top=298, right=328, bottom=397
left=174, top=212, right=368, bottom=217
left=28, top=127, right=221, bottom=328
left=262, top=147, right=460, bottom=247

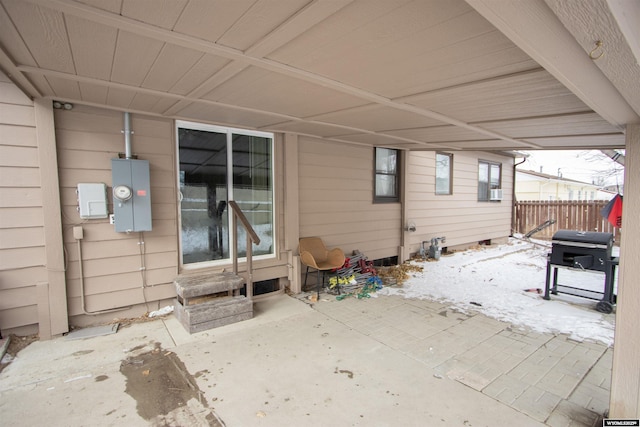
left=25, top=0, right=540, bottom=150
left=0, top=45, right=41, bottom=99
left=17, top=64, right=294, bottom=120
left=466, top=0, right=639, bottom=128
left=162, top=0, right=352, bottom=117
left=19, top=65, right=454, bottom=149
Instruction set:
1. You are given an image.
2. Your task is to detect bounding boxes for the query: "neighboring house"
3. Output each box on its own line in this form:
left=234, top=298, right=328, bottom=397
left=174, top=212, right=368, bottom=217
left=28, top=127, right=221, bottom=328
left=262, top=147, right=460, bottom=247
left=0, top=0, right=639, bottom=419
left=516, top=169, right=617, bottom=201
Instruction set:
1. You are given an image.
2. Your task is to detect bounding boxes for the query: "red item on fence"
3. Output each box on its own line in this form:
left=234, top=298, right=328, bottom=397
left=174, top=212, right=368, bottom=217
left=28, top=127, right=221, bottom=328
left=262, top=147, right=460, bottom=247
left=601, top=194, right=623, bottom=228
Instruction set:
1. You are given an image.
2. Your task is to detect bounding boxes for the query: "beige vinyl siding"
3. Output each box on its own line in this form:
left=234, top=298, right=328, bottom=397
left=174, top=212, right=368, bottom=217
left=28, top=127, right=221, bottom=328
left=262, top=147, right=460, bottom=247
left=406, top=151, right=513, bottom=253
left=0, top=71, right=44, bottom=333
left=55, top=105, right=179, bottom=320
left=57, top=107, right=291, bottom=324
left=298, top=136, right=401, bottom=260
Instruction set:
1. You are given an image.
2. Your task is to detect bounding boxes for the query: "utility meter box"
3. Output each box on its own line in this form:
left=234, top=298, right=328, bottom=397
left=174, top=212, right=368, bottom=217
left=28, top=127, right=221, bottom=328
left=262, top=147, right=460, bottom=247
left=77, top=183, right=108, bottom=219
left=111, top=158, right=152, bottom=232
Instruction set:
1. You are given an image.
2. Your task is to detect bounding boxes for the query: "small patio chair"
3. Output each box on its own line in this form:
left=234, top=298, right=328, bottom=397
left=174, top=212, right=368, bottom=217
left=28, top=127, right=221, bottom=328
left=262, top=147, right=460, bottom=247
left=299, top=237, right=345, bottom=298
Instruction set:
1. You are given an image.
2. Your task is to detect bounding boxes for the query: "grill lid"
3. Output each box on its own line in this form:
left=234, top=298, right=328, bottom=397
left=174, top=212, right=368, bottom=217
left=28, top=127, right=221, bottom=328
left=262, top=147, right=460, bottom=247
left=552, top=230, right=613, bottom=247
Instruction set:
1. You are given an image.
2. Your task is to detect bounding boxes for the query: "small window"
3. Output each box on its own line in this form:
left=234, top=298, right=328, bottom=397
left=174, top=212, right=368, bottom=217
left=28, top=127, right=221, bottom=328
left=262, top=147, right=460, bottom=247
left=478, top=160, right=501, bottom=201
left=436, top=152, right=453, bottom=195
left=374, top=147, right=399, bottom=203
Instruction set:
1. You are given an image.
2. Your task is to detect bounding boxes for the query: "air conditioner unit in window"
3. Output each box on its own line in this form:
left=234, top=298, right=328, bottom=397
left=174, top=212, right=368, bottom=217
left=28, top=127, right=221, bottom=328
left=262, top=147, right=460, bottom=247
left=490, top=189, right=503, bottom=200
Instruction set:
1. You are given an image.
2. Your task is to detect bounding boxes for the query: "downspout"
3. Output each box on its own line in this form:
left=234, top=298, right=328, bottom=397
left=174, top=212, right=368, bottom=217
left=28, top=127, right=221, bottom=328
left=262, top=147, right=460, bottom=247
left=399, top=150, right=410, bottom=261
left=512, top=156, right=527, bottom=235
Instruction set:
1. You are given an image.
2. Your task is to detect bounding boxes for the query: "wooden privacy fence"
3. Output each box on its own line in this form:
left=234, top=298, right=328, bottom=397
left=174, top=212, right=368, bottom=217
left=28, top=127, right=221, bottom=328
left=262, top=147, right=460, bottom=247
left=515, top=200, right=621, bottom=243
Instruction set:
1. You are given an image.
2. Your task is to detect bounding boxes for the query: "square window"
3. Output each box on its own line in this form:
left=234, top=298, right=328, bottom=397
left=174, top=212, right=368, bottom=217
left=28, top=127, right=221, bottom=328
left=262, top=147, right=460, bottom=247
left=478, top=160, right=502, bottom=201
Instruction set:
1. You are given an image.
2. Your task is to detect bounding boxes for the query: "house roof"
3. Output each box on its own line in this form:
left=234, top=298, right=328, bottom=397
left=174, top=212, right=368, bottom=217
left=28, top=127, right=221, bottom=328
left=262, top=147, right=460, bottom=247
left=1, top=0, right=638, bottom=151
left=516, top=169, right=612, bottom=188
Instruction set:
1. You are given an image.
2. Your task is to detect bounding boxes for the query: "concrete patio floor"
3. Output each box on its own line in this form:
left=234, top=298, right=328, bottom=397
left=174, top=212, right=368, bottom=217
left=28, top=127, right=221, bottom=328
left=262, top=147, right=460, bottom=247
left=0, top=293, right=610, bottom=426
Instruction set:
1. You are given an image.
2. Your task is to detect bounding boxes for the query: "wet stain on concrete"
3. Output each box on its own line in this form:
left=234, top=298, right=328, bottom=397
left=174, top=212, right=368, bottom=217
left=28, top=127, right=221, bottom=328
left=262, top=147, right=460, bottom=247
left=127, top=344, right=148, bottom=353
left=334, top=367, right=354, bottom=379
left=195, top=369, right=210, bottom=378
left=119, top=343, right=223, bottom=426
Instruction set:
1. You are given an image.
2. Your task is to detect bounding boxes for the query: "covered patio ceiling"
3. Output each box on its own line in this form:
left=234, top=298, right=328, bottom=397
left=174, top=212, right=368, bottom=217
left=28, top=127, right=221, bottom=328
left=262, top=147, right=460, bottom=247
left=1, top=0, right=638, bottom=152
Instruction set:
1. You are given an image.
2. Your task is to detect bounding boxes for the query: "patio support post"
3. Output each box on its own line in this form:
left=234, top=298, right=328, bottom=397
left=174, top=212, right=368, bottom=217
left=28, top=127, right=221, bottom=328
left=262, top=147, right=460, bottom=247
left=283, top=133, right=301, bottom=293
left=34, top=99, right=69, bottom=337
left=610, top=124, right=640, bottom=417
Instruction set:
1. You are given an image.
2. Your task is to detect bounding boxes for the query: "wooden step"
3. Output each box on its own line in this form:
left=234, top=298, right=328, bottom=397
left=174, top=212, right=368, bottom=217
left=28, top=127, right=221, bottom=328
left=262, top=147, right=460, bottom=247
left=174, top=296, right=253, bottom=334
left=174, top=272, right=245, bottom=301
left=173, top=272, right=252, bottom=334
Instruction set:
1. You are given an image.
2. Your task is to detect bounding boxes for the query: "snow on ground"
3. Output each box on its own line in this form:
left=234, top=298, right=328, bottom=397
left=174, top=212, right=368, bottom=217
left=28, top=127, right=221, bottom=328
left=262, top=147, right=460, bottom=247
left=378, top=238, right=617, bottom=346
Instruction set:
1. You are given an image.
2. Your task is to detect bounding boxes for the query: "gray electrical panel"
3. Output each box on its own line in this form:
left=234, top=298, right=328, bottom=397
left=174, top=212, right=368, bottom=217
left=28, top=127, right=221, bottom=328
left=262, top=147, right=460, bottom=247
left=111, top=158, right=152, bottom=232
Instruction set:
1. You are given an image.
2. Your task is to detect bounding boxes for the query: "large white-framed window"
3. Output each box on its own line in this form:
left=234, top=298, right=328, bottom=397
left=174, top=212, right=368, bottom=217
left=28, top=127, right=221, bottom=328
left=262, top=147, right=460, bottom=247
left=374, top=147, right=400, bottom=203
left=478, top=160, right=502, bottom=202
left=436, top=152, right=453, bottom=195
left=176, top=121, right=275, bottom=267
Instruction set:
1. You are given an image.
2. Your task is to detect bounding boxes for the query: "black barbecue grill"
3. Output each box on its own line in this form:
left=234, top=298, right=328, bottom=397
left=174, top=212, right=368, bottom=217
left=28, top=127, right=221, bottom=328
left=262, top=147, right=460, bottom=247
left=544, top=230, right=619, bottom=313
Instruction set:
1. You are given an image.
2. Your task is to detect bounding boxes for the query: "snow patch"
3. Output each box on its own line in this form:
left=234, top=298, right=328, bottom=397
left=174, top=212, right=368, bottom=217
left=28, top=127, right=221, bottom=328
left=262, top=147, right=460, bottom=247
left=379, top=238, right=616, bottom=346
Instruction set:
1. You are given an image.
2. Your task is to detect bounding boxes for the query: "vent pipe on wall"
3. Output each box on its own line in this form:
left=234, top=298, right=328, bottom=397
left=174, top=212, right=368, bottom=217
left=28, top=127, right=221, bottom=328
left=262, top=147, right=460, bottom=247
left=123, top=112, right=132, bottom=159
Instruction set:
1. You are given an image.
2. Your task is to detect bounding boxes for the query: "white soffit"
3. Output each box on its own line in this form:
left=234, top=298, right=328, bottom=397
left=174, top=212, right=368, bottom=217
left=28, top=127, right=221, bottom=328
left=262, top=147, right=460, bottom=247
left=523, top=134, right=626, bottom=149
left=479, top=112, right=621, bottom=138
left=264, top=120, right=359, bottom=138
left=384, top=125, right=494, bottom=143
left=441, top=139, right=529, bottom=150
left=174, top=102, right=288, bottom=130
left=310, top=104, right=445, bottom=133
